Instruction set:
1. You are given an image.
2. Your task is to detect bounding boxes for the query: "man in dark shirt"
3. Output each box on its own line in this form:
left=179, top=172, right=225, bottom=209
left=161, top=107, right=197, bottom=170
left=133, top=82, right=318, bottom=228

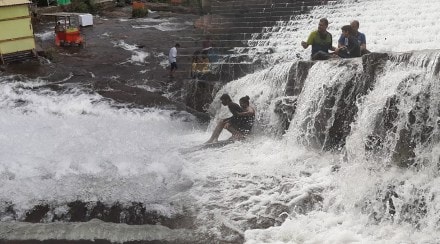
left=336, top=25, right=361, bottom=58
left=301, top=18, right=337, bottom=60
left=205, top=94, right=243, bottom=143
left=338, top=20, right=370, bottom=55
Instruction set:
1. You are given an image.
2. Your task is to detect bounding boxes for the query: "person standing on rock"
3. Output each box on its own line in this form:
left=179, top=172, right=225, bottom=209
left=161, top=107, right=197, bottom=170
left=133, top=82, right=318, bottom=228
left=169, top=43, right=180, bottom=78
left=301, top=18, right=337, bottom=60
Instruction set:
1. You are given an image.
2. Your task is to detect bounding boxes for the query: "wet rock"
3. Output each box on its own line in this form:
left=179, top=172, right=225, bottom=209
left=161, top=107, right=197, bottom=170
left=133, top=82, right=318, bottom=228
left=285, top=61, right=315, bottom=97
left=67, top=201, right=88, bottom=222
left=8, top=201, right=196, bottom=230
left=24, top=205, right=50, bottom=223
left=94, top=80, right=210, bottom=123
left=273, top=61, right=314, bottom=135
left=184, top=79, right=219, bottom=113
left=273, top=96, right=297, bottom=135
left=330, top=165, right=340, bottom=173
left=299, top=170, right=312, bottom=177
left=363, top=183, right=428, bottom=228
left=0, top=219, right=201, bottom=244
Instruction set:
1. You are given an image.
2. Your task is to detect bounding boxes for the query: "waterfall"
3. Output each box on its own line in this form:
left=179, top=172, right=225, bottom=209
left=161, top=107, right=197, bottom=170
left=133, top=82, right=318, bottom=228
left=286, top=59, right=363, bottom=150
left=207, top=61, right=294, bottom=135
left=215, top=23, right=440, bottom=243
left=236, top=50, right=440, bottom=242
left=235, top=0, right=440, bottom=66
left=346, top=51, right=440, bottom=167
left=2, top=0, right=440, bottom=243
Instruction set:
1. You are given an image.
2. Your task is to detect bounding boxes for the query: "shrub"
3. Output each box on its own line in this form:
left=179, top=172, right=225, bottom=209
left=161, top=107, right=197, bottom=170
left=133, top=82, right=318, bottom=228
left=132, top=8, right=148, bottom=18
left=69, top=0, right=98, bottom=14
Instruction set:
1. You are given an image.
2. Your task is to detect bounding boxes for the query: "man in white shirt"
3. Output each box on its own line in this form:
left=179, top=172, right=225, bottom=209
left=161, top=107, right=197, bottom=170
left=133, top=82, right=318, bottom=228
left=169, top=43, right=180, bottom=78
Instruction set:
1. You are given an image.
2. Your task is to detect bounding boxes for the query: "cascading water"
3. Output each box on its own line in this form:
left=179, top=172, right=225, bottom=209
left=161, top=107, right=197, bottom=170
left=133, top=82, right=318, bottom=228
left=204, top=0, right=440, bottom=243
left=1, top=0, right=440, bottom=243
left=207, top=61, right=294, bottom=136
left=238, top=0, right=440, bottom=65
left=285, top=59, right=364, bottom=149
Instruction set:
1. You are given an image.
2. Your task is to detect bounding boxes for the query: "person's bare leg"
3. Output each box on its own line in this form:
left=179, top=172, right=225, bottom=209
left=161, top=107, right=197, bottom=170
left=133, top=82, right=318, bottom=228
left=225, top=124, right=244, bottom=141
left=206, top=120, right=225, bottom=143
left=169, top=68, right=174, bottom=77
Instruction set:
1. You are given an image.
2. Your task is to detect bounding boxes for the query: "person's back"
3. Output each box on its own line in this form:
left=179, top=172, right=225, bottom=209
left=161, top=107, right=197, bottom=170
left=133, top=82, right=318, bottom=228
left=236, top=96, right=255, bottom=135
left=168, top=43, right=180, bottom=77
left=227, top=102, right=243, bottom=120
left=237, top=109, right=255, bottom=135
left=169, top=46, right=177, bottom=63
left=353, top=32, right=366, bottom=48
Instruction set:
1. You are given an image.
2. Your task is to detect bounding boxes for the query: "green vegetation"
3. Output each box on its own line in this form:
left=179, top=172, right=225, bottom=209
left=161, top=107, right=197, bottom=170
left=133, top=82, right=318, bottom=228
left=132, top=8, right=148, bottom=17
left=69, top=0, right=98, bottom=14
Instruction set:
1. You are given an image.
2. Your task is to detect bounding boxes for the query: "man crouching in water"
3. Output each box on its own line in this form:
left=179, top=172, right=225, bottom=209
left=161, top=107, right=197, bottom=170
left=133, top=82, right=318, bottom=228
left=205, top=94, right=256, bottom=143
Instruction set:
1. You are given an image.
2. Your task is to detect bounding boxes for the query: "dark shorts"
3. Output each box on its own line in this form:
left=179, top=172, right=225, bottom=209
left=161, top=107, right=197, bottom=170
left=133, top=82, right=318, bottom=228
left=228, top=117, right=254, bottom=135
left=170, top=62, right=177, bottom=70
left=311, top=51, right=332, bottom=60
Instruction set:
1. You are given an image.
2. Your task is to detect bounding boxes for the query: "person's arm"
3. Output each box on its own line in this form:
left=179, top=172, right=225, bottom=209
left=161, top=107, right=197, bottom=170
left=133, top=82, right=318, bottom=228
left=229, top=103, right=243, bottom=116
left=301, top=32, right=314, bottom=49
left=238, top=107, right=255, bottom=116
left=337, top=34, right=346, bottom=48
left=360, top=33, right=367, bottom=50
left=329, top=34, right=336, bottom=52
left=301, top=41, right=309, bottom=49
left=170, top=48, right=177, bottom=59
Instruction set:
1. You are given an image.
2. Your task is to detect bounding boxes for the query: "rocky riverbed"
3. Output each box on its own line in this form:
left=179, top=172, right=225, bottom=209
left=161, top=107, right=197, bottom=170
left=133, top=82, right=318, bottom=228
left=1, top=5, right=209, bottom=121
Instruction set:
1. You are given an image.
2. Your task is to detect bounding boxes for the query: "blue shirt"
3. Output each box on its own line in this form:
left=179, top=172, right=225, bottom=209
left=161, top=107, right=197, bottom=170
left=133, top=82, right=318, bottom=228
left=338, top=32, right=366, bottom=46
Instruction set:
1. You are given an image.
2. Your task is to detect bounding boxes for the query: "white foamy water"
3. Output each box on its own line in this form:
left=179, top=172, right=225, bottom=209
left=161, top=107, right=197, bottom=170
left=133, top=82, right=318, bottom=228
left=112, top=40, right=150, bottom=64
left=207, top=62, right=294, bottom=133
left=131, top=17, right=192, bottom=31
left=205, top=0, right=440, bottom=242
left=34, top=31, right=54, bottom=41
left=0, top=75, right=337, bottom=243
left=243, top=51, right=440, bottom=244
left=0, top=76, right=201, bottom=218
left=238, top=0, right=440, bottom=64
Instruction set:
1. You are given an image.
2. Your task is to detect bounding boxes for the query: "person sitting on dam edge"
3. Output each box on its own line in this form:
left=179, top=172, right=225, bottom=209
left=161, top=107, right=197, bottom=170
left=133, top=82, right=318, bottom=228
left=335, top=25, right=361, bottom=58
left=301, top=18, right=337, bottom=60
left=338, top=20, right=371, bottom=56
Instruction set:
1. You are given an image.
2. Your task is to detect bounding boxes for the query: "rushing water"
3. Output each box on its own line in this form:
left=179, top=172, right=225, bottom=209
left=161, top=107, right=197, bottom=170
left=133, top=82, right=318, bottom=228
left=1, top=0, right=440, bottom=243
